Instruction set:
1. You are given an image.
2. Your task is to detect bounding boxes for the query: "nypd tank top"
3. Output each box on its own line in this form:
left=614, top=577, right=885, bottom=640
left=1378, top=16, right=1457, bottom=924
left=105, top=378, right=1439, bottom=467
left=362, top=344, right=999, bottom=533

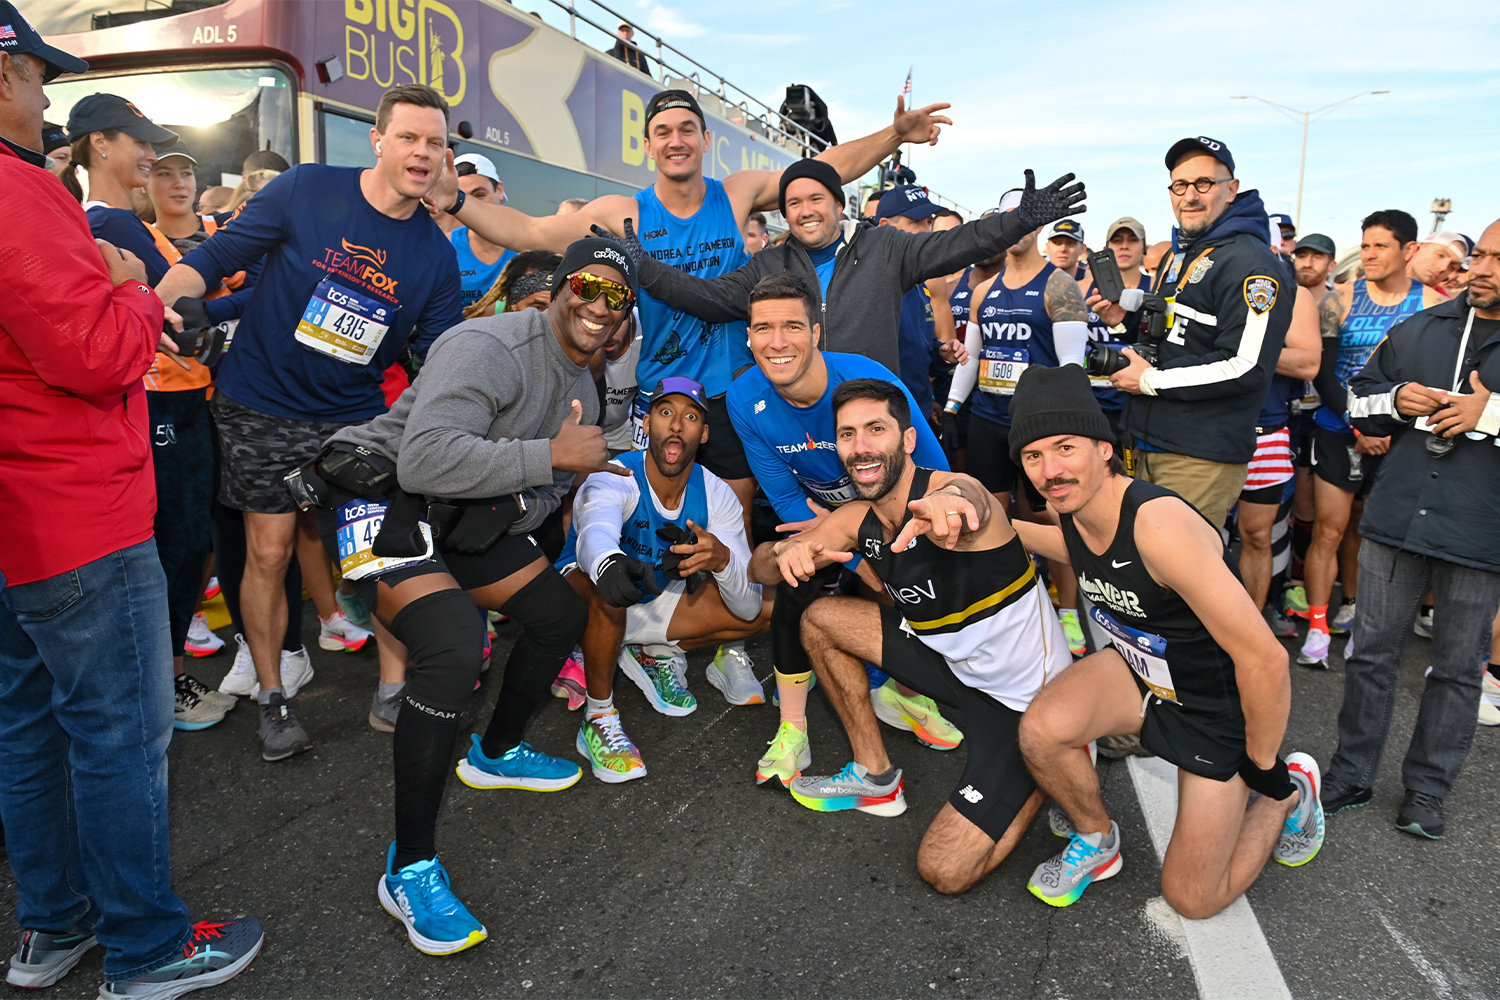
left=971, top=262, right=1058, bottom=426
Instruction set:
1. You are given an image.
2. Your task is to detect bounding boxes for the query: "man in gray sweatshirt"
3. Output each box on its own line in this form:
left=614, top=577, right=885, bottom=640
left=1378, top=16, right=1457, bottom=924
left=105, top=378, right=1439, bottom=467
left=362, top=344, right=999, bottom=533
left=308, top=236, right=638, bottom=957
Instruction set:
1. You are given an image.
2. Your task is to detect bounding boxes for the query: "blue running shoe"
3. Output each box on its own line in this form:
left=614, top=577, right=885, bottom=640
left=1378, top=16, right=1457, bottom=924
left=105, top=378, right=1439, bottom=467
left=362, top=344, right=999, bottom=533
left=99, top=917, right=263, bottom=999
left=377, top=844, right=487, bottom=956
left=455, top=734, right=581, bottom=792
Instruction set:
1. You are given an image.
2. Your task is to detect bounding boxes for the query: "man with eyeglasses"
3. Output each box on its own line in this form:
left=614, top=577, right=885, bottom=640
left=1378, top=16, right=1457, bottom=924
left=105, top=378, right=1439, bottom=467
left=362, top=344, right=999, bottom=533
left=1323, top=219, right=1500, bottom=840
left=1096, top=136, right=1294, bottom=533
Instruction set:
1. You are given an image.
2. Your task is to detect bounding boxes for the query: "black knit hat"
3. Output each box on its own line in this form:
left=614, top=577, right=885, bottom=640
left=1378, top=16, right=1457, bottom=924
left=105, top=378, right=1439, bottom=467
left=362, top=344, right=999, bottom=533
left=1007, top=365, right=1115, bottom=465
left=778, top=157, right=844, bottom=217
left=552, top=234, right=638, bottom=296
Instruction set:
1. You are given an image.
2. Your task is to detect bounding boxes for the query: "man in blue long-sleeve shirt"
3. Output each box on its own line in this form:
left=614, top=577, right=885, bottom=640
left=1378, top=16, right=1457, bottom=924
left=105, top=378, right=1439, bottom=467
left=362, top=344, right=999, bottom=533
left=153, top=84, right=464, bottom=762
left=725, top=274, right=959, bottom=786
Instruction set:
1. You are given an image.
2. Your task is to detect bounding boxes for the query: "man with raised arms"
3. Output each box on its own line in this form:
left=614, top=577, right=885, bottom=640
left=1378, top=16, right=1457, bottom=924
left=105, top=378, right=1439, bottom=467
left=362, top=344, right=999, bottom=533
left=1007, top=365, right=1324, bottom=916
left=748, top=378, right=1072, bottom=895
left=558, top=377, right=769, bottom=782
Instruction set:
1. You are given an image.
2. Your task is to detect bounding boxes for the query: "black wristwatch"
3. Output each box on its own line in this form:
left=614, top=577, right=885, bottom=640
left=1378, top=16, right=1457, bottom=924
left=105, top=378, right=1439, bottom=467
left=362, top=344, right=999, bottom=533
left=446, top=188, right=466, bottom=215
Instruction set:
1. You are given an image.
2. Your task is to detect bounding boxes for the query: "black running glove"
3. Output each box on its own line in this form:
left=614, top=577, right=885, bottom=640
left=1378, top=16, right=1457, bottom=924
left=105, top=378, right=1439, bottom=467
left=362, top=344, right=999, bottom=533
left=1015, top=168, right=1087, bottom=231
left=656, top=524, right=709, bottom=594
left=441, top=495, right=524, bottom=555
left=167, top=297, right=231, bottom=365
left=590, top=217, right=648, bottom=269
left=941, top=411, right=962, bottom=464
left=595, top=552, right=662, bottom=608
left=1238, top=756, right=1296, bottom=801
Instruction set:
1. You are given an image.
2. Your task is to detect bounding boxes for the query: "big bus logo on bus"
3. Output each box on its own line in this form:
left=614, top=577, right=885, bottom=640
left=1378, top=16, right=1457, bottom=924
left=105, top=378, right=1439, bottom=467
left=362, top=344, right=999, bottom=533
left=343, top=0, right=466, bottom=106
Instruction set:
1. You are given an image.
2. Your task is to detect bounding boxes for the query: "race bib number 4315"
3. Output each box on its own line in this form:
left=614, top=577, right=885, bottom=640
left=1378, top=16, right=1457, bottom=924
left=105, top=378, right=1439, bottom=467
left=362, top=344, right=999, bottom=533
left=296, top=279, right=395, bottom=366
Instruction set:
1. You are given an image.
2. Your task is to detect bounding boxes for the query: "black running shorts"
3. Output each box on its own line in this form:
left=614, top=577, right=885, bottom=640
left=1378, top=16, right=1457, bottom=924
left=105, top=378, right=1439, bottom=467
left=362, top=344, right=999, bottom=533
left=1310, top=424, right=1381, bottom=497
left=879, top=604, right=1034, bottom=840
left=966, top=413, right=1045, bottom=511
left=695, top=392, right=753, bottom=482
left=1131, top=672, right=1247, bottom=782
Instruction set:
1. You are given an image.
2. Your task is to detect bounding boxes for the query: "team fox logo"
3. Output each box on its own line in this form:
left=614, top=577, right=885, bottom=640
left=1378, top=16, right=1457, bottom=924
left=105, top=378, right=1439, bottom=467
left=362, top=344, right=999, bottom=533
left=341, top=238, right=388, bottom=269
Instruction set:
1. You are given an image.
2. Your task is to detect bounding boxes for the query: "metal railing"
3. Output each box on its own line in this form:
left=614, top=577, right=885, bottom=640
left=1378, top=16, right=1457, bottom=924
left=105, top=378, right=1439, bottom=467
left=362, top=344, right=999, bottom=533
left=541, top=0, right=974, bottom=219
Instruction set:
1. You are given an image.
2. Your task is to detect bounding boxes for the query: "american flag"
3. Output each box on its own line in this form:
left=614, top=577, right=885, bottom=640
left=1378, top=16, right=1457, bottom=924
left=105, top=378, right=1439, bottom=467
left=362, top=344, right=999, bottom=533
left=901, top=68, right=912, bottom=100
left=0, top=25, right=17, bottom=41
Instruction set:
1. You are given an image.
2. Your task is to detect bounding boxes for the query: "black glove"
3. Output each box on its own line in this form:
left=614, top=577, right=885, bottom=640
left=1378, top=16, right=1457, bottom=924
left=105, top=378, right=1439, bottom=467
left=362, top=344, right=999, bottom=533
left=590, top=217, right=647, bottom=269
left=656, top=525, right=708, bottom=595
left=1238, top=755, right=1296, bottom=801
left=166, top=297, right=231, bottom=365
left=440, top=495, right=524, bottom=555
left=371, top=491, right=429, bottom=559
left=595, top=552, right=662, bottom=608
left=941, top=410, right=962, bottom=462
left=1014, top=168, right=1087, bottom=232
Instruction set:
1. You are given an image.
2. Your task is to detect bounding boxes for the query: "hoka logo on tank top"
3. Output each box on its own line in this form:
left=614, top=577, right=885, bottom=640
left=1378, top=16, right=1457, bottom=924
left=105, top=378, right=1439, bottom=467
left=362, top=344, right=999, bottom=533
left=633, top=179, right=752, bottom=396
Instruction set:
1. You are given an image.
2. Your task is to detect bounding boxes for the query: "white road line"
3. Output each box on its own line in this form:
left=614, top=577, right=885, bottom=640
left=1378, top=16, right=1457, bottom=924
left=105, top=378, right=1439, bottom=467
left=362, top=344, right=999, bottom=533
left=1127, top=755, right=1292, bottom=1000
left=1371, top=907, right=1453, bottom=1000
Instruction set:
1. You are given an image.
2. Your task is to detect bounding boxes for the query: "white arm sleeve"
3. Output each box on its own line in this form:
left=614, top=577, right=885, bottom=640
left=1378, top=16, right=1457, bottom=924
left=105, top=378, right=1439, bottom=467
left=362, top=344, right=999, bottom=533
left=703, top=475, right=762, bottom=621
left=945, top=321, right=983, bottom=409
left=573, top=463, right=639, bottom=581
left=1053, top=320, right=1089, bottom=369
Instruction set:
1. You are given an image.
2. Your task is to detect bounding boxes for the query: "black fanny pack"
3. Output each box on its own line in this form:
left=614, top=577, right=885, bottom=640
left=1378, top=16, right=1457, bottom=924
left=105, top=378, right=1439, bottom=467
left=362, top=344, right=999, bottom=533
left=319, top=443, right=400, bottom=501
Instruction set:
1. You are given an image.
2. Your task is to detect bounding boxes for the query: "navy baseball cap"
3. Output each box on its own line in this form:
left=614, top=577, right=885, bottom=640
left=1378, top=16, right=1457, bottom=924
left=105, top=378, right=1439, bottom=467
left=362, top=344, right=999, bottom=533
left=649, top=376, right=708, bottom=415
left=1269, top=213, right=1295, bottom=234
left=1165, top=136, right=1235, bottom=176
left=876, top=184, right=941, bottom=222
left=0, top=2, right=87, bottom=82
left=1045, top=218, right=1086, bottom=244
left=66, top=93, right=178, bottom=146
left=41, top=120, right=68, bottom=154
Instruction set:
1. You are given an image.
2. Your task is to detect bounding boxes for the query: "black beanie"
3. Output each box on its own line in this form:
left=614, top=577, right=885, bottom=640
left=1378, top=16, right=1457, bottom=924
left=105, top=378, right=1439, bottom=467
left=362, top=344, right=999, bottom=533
left=778, top=158, right=845, bottom=217
left=1007, top=365, right=1116, bottom=465
left=552, top=234, right=638, bottom=297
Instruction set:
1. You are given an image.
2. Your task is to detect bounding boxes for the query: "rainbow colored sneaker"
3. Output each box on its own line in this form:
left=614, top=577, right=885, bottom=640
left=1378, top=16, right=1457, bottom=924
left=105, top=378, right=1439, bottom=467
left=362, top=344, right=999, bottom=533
left=755, top=720, right=810, bottom=787
left=575, top=710, right=646, bottom=783
left=1027, top=821, right=1122, bottom=907
left=551, top=652, right=586, bottom=711
left=789, top=762, right=906, bottom=817
left=1058, top=609, right=1087, bottom=656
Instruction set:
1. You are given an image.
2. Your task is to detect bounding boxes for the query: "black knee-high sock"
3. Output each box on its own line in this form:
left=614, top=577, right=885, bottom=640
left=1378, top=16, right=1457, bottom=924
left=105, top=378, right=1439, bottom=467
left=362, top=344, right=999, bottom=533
left=481, top=571, right=588, bottom=757
left=388, top=590, right=486, bottom=871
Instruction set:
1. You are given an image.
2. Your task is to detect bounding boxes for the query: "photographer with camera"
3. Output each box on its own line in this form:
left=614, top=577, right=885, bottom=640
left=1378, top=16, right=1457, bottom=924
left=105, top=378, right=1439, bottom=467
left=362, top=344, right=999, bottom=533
left=1320, top=219, right=1500, bottom=840
left=1087, top=137, right=1293, bottom=532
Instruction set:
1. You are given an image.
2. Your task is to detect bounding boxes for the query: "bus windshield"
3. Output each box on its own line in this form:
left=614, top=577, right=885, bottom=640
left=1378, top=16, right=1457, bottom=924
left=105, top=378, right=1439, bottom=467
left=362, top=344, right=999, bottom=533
left=46, top=65, right=295, bottom=187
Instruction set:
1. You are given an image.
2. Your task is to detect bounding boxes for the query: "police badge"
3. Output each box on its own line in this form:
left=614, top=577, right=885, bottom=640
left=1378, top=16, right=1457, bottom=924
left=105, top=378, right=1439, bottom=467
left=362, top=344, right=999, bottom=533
left=1243, top=276, right=1278, bottom=316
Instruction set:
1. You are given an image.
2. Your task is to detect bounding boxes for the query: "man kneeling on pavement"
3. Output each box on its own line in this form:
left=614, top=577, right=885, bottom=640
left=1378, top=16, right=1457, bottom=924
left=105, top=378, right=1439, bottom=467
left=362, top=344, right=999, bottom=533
left=560, top=377, right=771, bottom=782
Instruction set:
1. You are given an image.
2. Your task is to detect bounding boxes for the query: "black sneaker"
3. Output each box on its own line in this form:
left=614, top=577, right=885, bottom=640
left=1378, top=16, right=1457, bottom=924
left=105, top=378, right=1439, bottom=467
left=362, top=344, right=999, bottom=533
left=1096, top=733, right=1152, bottom=759
left=1395, top=789, right=1445, bottom=840
left=100, top=917, right=263, bottom=1000
left=259, top=692, right=312, bottom=762
left=1321, top=780, right=1373, bottom=815
left=7, top=927, right=97, bottom=988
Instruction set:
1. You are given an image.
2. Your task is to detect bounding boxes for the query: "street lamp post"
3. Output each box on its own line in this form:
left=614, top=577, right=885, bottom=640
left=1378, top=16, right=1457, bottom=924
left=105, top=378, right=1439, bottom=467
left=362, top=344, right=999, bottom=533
left=1230, top=90, right=1389, bottom=231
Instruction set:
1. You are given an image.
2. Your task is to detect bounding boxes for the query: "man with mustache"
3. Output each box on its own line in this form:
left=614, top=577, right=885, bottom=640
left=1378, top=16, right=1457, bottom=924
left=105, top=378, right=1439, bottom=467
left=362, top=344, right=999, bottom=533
left=747, top=378, right=1071, bottom=895
left=557, top=376, right=769, bottom=783
left=1008, top=365, right=1323, bottom=916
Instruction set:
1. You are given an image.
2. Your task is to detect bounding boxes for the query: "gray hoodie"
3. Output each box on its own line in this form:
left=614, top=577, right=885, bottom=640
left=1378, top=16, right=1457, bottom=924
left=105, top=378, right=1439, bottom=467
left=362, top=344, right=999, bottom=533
left=327, top=308, right=596, bottom=535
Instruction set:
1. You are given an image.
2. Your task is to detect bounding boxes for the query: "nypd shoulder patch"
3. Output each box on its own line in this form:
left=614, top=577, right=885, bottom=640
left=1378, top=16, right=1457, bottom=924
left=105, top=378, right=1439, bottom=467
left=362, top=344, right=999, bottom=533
left=1243, top=276, right=1278, bottom=316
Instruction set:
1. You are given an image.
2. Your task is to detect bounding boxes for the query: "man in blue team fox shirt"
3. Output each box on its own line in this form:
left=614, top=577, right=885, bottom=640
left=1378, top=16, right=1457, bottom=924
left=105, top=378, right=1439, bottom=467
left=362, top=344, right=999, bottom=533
left=152, top=84, right=465, bottom=763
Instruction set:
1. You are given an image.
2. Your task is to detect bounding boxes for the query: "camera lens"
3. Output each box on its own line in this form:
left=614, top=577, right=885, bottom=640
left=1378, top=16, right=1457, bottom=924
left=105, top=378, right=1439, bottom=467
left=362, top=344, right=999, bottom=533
left=1085, top=344, right=1128, bottom=378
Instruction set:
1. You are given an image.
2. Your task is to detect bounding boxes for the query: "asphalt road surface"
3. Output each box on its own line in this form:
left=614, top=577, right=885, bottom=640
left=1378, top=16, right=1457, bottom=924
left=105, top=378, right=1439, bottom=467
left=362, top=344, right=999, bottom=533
left=2, top=603, right=1496, bottom=999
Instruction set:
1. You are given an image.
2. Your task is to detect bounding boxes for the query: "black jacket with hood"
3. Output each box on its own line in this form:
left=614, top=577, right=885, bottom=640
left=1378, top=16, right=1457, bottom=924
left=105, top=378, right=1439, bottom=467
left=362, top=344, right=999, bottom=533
left=1347, top=292, right=1500, bottom=575
left=1123, top=189, right=1294, bottom=465
left=633, top=211, right=1022, bottom=376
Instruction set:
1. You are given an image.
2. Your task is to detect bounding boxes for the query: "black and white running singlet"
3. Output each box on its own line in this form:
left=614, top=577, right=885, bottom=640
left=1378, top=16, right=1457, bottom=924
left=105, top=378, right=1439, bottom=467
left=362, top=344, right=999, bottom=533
left=1059, top=478, right=1241, bottom=718
left=857, top=468, right=1072, bottom=711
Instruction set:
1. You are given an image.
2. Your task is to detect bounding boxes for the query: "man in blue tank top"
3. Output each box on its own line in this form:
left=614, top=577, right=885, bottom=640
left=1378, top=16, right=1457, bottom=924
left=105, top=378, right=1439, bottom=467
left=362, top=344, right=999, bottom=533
left=448, top=154, right=515, bottom=310
left=558, top=378, right=769, bottom=783
left=1299, top=209, right=1444, bottom=668
left=431, top=90, right=953, bottom=506
left=943, top=187, right=1093, bottom=655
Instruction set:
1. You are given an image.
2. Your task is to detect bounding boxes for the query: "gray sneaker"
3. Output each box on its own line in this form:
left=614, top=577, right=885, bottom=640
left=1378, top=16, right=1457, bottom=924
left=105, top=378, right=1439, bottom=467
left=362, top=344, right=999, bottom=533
left=173, top=676, right=230, bottom=732
left=788, top=762, right=906, bottom=817
left=7, top=928, right=96, bottom=989
left=180, top=672, right=236, bottom=711
left=100, top=917, right=263, bottom=1000
left=1047, top=803, right=1076, bottom=839
left=1096, top=733, right=1151, bottom=759
left=1028, top=820, right=1122, bottom=907
left=1275, top=752, right=1326, bottom=866
left=259, top=692, right=312, bottom=761
left=369, top=685, right=403, bottom=733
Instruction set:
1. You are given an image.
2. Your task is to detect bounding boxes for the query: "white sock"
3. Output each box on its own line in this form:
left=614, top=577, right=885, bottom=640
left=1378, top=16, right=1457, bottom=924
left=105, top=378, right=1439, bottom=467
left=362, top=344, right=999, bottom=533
left=586, top=695, right=614, bottom=718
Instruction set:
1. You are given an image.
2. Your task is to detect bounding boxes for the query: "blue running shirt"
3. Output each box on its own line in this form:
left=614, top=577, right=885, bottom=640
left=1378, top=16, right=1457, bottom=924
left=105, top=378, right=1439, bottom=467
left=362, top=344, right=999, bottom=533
left=633, top=179, right=753, bottom=397
left=1314, top=278, right=1426, bottom=433
left=728, top=352, right=947, bottom=524
left=449, top=227, right=515, bottom=311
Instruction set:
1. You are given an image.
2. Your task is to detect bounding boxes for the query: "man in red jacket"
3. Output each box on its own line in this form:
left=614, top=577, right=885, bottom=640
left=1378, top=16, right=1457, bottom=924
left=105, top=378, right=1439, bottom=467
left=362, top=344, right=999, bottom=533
left=0, top=5, right=262, bottom=995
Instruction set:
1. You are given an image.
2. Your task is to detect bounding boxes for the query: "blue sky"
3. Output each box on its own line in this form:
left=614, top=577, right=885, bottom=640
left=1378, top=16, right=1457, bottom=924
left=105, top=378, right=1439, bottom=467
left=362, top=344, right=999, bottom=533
left=538, top=0, right=1500, bottom=255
